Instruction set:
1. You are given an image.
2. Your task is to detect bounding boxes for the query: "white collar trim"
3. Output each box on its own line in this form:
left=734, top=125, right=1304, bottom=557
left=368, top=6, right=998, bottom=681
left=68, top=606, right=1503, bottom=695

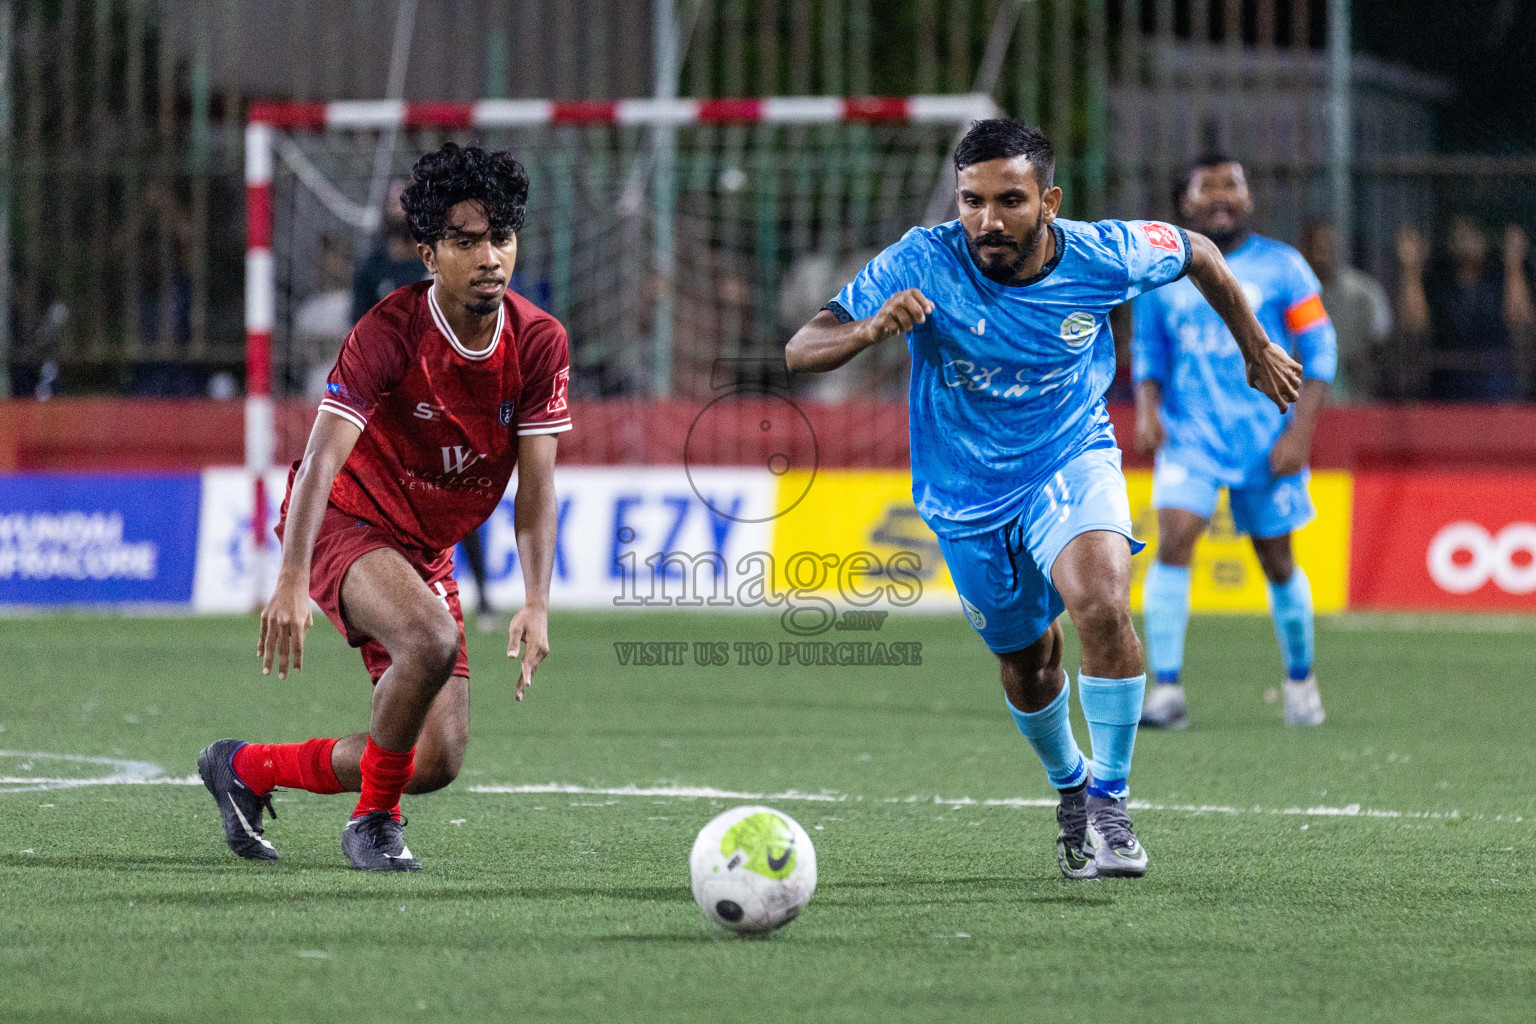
left=428, top=282, right=503, bottom=361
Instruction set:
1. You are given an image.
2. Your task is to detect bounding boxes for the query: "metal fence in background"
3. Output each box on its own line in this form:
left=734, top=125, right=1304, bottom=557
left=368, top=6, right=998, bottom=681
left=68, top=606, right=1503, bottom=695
left=0, top=0, right=1529, bottom=400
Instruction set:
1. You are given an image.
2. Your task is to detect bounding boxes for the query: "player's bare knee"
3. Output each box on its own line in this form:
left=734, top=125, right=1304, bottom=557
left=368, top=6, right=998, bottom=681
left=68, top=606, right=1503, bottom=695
left=1157, top=527, right=1200, bottom=567
left=1072, top=593, right=1123, bottom=636
left=1252, top=537, right=1294, bottom=584
left=1155, top=514, right=1204, bottom=567
left=1156, top=545, right=1194, bottom=569
left=997, top=629, right=1063, bottom=711
left=397, top=611, right=460, bottom=684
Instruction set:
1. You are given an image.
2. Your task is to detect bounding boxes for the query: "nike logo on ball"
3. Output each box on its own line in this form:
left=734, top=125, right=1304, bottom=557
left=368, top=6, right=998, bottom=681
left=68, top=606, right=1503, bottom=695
left=766, top=843, right=793, bottom=872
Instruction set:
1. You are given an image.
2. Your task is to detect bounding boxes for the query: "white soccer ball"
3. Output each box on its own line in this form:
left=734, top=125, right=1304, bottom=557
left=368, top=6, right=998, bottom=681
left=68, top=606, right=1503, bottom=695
left=689, top=805, right=817, bottom=934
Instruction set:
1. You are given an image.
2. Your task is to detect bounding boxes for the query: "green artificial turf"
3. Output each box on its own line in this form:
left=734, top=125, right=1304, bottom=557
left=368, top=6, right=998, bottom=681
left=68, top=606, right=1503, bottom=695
left=1, top=611, right=1533, bottom=1022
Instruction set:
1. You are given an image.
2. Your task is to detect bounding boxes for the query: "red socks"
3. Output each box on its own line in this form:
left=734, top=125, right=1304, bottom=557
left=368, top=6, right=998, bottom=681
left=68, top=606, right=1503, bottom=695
left=229, top=736, right=414, bottom=820
left=231, top=738, right=342, bottom=797
left=354, top=737, right=415, bottom=821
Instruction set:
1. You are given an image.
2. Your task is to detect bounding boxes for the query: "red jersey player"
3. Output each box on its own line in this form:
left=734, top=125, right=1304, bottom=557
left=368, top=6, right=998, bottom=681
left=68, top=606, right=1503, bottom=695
left=197, top=144, right=569, bottom=871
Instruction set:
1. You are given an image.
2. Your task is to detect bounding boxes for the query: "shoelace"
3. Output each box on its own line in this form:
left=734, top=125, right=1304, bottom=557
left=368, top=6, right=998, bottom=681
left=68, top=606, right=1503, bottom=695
left=1094, top=805, right=1138, bottom=850
left=355, top=811, right=407, bottom=849
left=1057, top=797, right=1089, bottom=846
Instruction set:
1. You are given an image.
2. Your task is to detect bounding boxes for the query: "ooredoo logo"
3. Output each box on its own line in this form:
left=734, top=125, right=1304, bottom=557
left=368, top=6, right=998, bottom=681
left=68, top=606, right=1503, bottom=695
left=1425, top=521, right=1536, bottom=595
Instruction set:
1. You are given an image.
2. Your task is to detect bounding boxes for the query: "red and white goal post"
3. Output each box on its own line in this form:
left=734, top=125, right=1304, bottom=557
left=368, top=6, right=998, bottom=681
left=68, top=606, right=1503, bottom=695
left=243, top=93, right=999, bottom=562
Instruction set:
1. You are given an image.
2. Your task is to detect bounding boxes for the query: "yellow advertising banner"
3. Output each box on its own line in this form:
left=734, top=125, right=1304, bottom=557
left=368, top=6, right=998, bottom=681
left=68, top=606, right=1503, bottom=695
left=1126, top=470, right=1352, bottom=614
left=773, top=469, right=1352, bottom=614
left=771, top=470, right=956, bottom=605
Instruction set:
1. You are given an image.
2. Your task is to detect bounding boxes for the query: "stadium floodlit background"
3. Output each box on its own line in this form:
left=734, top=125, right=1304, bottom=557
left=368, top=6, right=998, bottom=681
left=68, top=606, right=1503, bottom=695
left=2, top=2, right=1533, bottom=1021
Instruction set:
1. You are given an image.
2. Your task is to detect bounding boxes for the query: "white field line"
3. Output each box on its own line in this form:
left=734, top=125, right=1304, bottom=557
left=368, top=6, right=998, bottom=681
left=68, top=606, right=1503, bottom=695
left=468, top=784, right=1513, bottom=822
left=0, top=750, right=187, bottom=794
left=0, top=753, right=1521, bottom=823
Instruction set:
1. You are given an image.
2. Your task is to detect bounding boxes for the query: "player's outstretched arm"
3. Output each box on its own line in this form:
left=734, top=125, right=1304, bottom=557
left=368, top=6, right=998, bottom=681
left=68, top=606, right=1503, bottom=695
left=1184, top=231, right=1303, bottom=411
left=259, top=411, right=362, bottom=679
left=785, top=289, right=934, bottom=373
left=508, top=433, right=558, bottom=702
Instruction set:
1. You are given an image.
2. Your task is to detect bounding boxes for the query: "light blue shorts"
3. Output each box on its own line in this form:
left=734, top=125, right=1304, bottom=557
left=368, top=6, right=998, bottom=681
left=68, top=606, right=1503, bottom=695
left=1151, top=452, right=1315, bottom=539
left=937, top=446, right=1145, bottom=654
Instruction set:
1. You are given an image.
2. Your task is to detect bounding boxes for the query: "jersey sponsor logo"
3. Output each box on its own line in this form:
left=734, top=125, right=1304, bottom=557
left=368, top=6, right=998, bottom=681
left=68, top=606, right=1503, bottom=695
left=1175, top=323, right=1239, bottom=357
left=414, top=402, right=440, bottom=420
left=326, top=381, right=362, bottom=404
left=942, top=359, right=1033, bottom=398
left=1426, top=521, right=1536, bottom=595
left=1141, top=222, right=1182, bottom=253
left=1284, top=293, right=1329, bottom=334
left=1059, top=311, right=1097, bottom=348
left=441, top=445, right=485, bottom=476
left=546, top=367, right=570, bottom=416
left=499, top=400, right=515, bottom=427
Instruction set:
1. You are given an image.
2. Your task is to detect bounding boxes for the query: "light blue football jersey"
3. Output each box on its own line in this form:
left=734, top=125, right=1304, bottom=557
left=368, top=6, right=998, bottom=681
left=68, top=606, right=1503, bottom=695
left=829, top=217, right=1191, bottom=538
left=1131, top=233, right=1337, bottom=486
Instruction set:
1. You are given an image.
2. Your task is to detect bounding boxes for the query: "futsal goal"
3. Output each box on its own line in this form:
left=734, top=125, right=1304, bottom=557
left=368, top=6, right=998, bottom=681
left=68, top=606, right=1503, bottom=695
left=244, top=93, right=999, bottom=469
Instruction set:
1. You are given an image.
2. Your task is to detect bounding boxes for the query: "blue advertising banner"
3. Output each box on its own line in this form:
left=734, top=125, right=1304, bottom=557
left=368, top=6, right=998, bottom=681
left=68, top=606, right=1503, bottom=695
left=0, top=474, right=201, bottom=605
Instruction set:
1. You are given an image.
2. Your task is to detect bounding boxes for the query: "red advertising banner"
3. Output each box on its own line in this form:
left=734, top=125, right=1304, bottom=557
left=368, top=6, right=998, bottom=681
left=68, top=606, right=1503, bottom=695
left=1351, top=472, right=1536, bottom=611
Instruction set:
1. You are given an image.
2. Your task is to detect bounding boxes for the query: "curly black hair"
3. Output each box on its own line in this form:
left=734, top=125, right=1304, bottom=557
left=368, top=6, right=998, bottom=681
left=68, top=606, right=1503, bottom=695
left=399, top=142, right=529, bottom=247
left=953, top=119, right=1054, bottom=189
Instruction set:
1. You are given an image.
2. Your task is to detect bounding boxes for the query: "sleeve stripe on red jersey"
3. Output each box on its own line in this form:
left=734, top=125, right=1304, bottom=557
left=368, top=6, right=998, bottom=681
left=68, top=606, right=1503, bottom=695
left=517, top=419, right=573, bottom=436
left=318, top=399, right=368, bottom=431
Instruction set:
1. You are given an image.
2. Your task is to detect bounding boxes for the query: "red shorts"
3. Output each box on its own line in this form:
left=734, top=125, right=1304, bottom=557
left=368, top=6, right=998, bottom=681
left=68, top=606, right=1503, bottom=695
left=280, top=506, right=470, bottom=683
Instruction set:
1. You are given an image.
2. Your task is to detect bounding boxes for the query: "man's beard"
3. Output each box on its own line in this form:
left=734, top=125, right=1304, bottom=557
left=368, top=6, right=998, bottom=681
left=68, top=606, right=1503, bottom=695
left=966, top=215, right=1047, bottom=284
left=1204, top=225, right=1247, bottom=252
left=1199, top=205, right=1247, bottom=252
left=464, top=296, right=501, bottom=317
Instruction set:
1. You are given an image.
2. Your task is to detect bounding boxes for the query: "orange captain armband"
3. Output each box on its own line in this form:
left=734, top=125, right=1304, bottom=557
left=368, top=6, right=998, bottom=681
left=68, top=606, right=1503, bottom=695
left=1283, top=293, right=1329, bottom=334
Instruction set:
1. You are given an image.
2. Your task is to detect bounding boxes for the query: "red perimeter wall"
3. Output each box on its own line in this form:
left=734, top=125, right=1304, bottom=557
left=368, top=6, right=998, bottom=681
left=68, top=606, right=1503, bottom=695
left=3, top=398, right=1536, bottom=472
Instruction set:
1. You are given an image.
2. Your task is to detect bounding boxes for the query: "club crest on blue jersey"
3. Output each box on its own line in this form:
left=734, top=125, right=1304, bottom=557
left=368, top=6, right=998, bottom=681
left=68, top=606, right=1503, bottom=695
left=960, top=595, right=987, bottom=630
left=1059, top=312, right=1096, bottom=347
left=498, top=400, right=515, bottom=427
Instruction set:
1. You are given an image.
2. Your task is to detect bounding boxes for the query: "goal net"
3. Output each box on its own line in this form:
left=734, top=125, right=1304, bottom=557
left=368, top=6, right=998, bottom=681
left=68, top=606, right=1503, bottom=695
left=245, top=94, right=998, bottom=462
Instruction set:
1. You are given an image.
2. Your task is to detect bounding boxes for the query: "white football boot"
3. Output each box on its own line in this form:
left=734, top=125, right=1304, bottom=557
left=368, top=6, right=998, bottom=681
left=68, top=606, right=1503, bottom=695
left=1139, top=683, right=1189, bottom=730
left=1282, top=674, right=1325, bottom=726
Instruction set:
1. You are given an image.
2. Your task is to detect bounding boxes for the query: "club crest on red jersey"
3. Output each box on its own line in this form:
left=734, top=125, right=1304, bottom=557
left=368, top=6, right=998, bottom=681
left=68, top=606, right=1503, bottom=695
left=499, top=400, right=515, bottom=426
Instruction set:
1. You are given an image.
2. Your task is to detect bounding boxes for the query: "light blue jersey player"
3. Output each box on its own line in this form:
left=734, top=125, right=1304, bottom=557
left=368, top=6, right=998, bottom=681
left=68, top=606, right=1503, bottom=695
left=787, top=123, right=1302, bottom=880
left=1132, top=155, right=1336, bottom=731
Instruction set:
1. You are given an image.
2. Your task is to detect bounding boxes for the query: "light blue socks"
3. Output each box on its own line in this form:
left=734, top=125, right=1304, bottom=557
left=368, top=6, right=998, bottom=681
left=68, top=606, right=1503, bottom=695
left=1142, top=560, right=1191, bottom=686
left=1077, top=673, right=1146, bottom=800
left=1267, top=566, right=1315, bottom=681
left=1006, top=677, right=1089, bottom=791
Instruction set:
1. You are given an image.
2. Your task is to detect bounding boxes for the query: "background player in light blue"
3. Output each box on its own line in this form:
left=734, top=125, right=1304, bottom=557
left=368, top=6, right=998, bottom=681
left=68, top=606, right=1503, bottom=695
left=1133, top=155, right=1337, bottom=730
left=787, top=122, right=1301, bottom=880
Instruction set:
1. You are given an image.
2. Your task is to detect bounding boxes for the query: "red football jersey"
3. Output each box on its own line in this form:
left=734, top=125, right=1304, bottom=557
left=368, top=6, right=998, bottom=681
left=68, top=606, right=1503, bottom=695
left=311, top=280, right=571, bottom=555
